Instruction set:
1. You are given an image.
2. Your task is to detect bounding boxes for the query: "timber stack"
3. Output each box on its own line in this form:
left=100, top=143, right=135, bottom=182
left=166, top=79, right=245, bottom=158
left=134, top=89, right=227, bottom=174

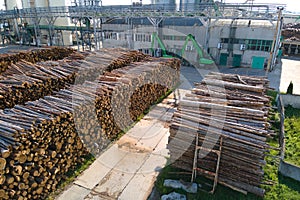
left=0, top=48, right=180, bottom=199
left=0, top=48, right=149, bottom=109
left=0, top=47, right=76, bottom=74
left=168, top=72, right=272, bottom=197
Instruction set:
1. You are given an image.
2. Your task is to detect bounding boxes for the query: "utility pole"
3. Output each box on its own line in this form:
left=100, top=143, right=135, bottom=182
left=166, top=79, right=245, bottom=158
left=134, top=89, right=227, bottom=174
left=267, top=6, right=283, bottom=72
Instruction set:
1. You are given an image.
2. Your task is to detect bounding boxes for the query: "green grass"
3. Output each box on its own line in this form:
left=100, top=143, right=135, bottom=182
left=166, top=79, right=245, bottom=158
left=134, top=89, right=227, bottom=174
left=266, top=90, right=278, bottom=106
left=284, top=106, right=300, bottom=166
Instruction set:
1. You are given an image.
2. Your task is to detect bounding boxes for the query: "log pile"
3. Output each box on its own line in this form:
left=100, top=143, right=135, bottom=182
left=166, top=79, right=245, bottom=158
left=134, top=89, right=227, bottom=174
left=0, top=47, right=76, bottom=74
left=282, top=23, right=300, bottom=42
left=0, top=49, right=149, bottom=109
left=0, top=54, right=180, bottom=199
left=168, top=72, right=272, bottom=197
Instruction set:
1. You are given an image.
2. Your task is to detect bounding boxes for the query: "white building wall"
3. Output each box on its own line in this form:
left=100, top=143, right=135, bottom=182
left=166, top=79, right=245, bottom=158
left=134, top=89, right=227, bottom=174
left=6, top=0, right=22, bottom=10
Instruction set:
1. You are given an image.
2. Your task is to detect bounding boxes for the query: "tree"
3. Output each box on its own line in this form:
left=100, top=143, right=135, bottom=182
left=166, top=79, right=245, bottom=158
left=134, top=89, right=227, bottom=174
left=287, top=81, right=293, bottom=95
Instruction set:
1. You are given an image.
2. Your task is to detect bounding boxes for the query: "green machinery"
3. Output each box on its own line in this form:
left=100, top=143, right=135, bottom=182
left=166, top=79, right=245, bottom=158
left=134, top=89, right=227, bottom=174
left=181, top=34, right=214, bottom=65
left=150, top=32, right=173, bottom=58
left=150, top=32, right=214, bottom=65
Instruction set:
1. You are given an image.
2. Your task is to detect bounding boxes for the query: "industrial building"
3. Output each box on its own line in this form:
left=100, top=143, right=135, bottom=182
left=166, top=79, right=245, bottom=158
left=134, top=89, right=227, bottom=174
left=101, top=17, right=278, bottom=68
left=0, top=0, right=283, bottom=69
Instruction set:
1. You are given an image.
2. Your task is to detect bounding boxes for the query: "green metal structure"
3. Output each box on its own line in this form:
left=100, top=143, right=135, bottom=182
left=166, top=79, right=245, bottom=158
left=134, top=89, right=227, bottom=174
left=150, top=32, right=173, bottom=58
left=181, top=34, right=214, bottom=65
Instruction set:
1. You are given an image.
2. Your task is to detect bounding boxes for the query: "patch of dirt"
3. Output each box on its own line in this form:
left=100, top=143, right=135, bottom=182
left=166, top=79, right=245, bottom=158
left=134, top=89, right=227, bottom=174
left=117, top=135, right=151, bottom=153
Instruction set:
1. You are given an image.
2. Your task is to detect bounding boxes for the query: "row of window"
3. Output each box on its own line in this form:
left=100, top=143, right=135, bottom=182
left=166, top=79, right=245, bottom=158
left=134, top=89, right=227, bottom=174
left=220, top=38, right=273, bottom=52
left=103, top=31, right=187, bottom=42
left=162, top=35, right=186, bottom=41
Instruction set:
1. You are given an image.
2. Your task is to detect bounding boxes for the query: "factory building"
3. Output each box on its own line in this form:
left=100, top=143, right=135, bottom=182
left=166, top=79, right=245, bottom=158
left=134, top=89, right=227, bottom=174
left=101, top=17, right=277, bottom=68
left=0, top=1, right=281, bottom=68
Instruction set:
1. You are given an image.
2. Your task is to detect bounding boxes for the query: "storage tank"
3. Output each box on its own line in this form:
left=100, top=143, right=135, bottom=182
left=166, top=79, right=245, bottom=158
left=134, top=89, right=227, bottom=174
left=151, top=0, right=176, bottom=11
left=179, top=0, right=201, bottom=11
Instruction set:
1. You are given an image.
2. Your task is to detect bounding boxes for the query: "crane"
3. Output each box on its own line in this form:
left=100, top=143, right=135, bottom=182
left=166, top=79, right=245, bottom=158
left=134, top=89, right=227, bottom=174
left=150, top=32, right=173, bottom=58
left=181, top=34, right=214, bottom=65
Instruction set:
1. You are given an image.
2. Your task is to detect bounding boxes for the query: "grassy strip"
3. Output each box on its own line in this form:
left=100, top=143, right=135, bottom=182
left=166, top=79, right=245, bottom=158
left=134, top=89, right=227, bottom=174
left=284, top=106, right=300, bottom=166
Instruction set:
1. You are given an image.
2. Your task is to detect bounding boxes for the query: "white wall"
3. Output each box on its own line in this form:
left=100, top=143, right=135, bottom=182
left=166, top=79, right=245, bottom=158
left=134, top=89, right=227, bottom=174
left=6, top=0, right=22, bottom=10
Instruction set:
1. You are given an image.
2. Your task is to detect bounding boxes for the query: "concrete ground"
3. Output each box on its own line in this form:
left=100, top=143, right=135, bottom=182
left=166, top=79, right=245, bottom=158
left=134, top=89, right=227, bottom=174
left=56, top=57, right=300, bottom=200
left=280, top=57, right=300, bottom=95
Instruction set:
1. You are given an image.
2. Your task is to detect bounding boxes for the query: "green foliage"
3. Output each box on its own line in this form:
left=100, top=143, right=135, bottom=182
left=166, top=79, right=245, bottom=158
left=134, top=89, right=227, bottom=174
left=266, top=90, right=278, bottom=106
left=284, top=106, right=300, bottom=166
left=285, top=106, right=300, bottom=118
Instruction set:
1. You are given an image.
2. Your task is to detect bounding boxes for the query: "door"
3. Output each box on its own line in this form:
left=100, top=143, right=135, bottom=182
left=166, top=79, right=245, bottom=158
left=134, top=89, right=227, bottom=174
left=233, top=54, right=242, bottom=67
left=251, top=56, right=265, bottom=69
left=219, top=53, right=228, bottom=66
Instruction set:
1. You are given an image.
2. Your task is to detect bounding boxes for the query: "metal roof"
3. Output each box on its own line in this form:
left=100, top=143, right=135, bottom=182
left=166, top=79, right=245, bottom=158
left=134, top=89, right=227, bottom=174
left=105, top=17, right=203, bottom=26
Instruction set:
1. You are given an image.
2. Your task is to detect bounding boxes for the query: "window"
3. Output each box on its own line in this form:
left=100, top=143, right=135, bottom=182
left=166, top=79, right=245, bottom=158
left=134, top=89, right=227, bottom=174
left=221, top=38, right=229, bottom=43
left=247, top=39, right=272, bottom=52
left=135, top=33, right=151, bottom=42
left=220, top=38, right=272, bottom=52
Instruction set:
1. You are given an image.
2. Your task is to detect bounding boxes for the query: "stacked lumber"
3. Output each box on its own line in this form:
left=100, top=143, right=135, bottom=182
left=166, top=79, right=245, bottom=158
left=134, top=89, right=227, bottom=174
left=0, top=47, right=76, bottom=74
left=0, top=56, right=180, bottom=199
left=0, top=49, right=149, bottom=109
left=168, top=72, right=272, bottom=197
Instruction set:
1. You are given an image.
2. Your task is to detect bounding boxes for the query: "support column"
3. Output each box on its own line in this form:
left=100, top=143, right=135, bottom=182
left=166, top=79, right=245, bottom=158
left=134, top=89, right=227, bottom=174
left=45, top=16, right=58, bottom=46
left=33, top=17, right=42, bottom=47
left=147, top=17, right=164, bottom=49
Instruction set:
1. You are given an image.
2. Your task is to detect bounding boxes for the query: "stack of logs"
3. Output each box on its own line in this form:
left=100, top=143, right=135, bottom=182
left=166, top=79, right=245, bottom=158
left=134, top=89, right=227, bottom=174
left=0, top=47, right=76, bottom=73
left=0, top=48, right=180, bottom=199
left=0, top=48, right=149, bottom=109
left=169, top=72, right=272, bottom=197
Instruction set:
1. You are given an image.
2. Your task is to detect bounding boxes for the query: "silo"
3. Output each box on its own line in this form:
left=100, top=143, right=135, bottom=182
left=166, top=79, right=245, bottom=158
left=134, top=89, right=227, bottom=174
left=180, top=0, right=202, bottom=11
left=151, top=0, right=176, bottom=11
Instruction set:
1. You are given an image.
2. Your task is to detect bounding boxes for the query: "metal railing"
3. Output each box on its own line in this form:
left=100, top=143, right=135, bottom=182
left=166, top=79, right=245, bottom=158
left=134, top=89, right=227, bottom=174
left=0, top=3, right=282, bottom=20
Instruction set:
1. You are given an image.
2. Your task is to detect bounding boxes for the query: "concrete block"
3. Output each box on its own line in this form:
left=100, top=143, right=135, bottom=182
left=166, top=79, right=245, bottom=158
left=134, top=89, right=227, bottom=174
left=75, top=160, right=111, bottom=189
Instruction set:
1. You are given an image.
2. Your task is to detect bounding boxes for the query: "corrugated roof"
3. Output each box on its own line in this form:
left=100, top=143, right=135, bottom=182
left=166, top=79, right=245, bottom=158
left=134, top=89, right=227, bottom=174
left=212, top=19, right=275, bottom=27
left=105, top=17, right=203, bottom=26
